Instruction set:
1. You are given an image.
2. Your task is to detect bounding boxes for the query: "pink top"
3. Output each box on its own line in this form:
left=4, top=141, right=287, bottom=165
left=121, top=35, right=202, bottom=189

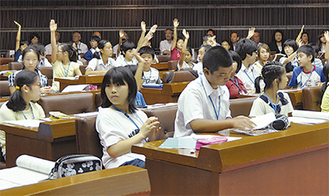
left=170, top=47, right=181, bottom=61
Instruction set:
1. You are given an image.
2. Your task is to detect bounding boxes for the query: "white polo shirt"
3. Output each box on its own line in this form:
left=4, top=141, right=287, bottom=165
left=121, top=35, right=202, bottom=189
left=86, top=57, right=120, bottom=71
left=159, top=40, right=172, bottom=55
left=115, top=55, right=138, bottom=66
left=174, top=74, right=231, bottom=137
left=236, top=63, right=262, bottom=92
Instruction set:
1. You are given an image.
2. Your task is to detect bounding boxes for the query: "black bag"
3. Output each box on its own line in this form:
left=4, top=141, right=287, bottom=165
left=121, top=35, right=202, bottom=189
left=272, top=114, right=289, bottom=130
left=49, top=154, right=102, bottom=179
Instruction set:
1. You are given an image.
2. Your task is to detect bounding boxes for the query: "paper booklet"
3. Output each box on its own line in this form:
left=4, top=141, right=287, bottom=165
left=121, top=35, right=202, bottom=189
left=4, top=120, right=43, bottom=128
left=61, top=84, right=89, bottom=93
left=0, top=155, right=55, bottom=191
left=288, top=110, right=329, bottom=125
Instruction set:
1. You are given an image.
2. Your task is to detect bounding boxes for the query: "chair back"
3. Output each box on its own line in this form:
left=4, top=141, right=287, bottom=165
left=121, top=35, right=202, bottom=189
left=162, top=70, right=198, bottom=83
left=9, top=62, right=23, bottom=70
left=168, top=60, right=178, bottom=71
left=0, top=81, right=10, bottom=98
left=157, top=55, right=171, bottom=63
left=302, top=86, right=322, bottom=111
left=39, top=67, right=53, bottom=86
left=230, top=97, right=257, bottom=117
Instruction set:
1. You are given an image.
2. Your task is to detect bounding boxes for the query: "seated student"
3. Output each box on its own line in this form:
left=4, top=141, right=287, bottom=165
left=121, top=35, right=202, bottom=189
left=170, top=18, right=185, bottom=61
left=321, top=63, right=329, bottom=112
left=288, top=45, right=326, bottom=89
left=85, top=40, right=119, bottom=75
left=226, top=51, right=247, bottom=99
left=84, top=36, right=101, bottom=61
left=96, top=67, right=160, bottom=169
left=8, top=46, right=52, bottom=94
left=308, top=43, right=324, bottom=67
left=249, top=62, right=293, bottom=117
left=193, top=45, right=211, bottom=74
left=116, top=41, right=139, bottom=66
left=235, top=38, right=262, bottom=93
left=200, top=34, right=217, bottom=48
left=221, top=39, right=231, bottom=51
left=0, top=70, right=46, bottom=161
left=29, top=32, right=40, bottom=46
left=33, top=44, right=52, bottom=68
left=269, top=30, right=285, bottom=54
left=254, top=43, right=270, bottom=70
left=279, top=39, right=299, bottom=73
left=13, top=21, right=28, bottom=62
left=138, top=46, right=162, bottom=84
left=174, top=46, right=255, bottom=138
left=50, top=19, right=82, bottom=92
left=175, top=29, right=193, bottom=70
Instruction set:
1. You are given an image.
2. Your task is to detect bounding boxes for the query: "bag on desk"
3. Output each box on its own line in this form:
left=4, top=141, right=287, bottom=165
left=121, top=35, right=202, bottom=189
left=49, top=154, right=102, bottom=179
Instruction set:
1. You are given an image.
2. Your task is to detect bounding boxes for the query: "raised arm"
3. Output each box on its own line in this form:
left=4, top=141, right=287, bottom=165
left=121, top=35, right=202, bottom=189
left=137, top=21, right=147, bottom=47
left=295, top=25, right=305, bottom=47
left=246, top=27, right=255, bottom=39
left=117, top=30, right=125, bottom=56
left=50, top=19, right=58, bottom=64
left=178, top=29, right=189, bottom=67
left=14, top=21, right=21, bottom=52
left=137, top=24, right=158, bottom=50
left=170, top=18, right=179, bottom=51
left=132, top=49, right=145, bottom=91
left=324, top=31, right=329, bottom=62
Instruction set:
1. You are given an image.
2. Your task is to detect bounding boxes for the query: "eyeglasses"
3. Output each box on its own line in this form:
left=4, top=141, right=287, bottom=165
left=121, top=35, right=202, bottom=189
left=32, top=83, right=41, bottom=87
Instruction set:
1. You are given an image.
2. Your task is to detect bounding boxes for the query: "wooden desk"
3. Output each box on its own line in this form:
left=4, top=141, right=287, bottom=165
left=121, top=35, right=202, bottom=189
left=55, top=75, right=104, bottom=92
left=141, top=82, right=189, bottom=105
left=285, top=89, right=303, bottom=110
left=132, top=122, right=329, bottom=195
left=1, top=119, right=77, bottom=167
left=0, top=165, right=150, bottom=195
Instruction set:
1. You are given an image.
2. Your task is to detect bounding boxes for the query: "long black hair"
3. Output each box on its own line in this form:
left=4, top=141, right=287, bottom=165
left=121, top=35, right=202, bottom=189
left=7, top=70, right=39, bottom=112
left=60, top=43, right=78, bottom=62
left=321, top=62, right=329, bottom=104
left=92, top=40, right=111, bottom=59
left=100, top=67, right=137, bottom=113
left=255, top=61, right=285, bottom=93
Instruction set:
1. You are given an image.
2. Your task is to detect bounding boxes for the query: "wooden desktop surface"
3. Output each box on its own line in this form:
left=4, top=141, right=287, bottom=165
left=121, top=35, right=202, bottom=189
left=1, top=119, right=77, bottom=167
left=55, top=75, right=104, bottom=92
left=0, top=165, right=150, bottom=195
left=141, top=82, right=189, bottom=104
left=132, top=122, right=329, bottom=195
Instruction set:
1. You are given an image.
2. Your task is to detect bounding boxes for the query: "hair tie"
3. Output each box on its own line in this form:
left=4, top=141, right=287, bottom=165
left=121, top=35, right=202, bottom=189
left=15, top=86, right=20, bottom=90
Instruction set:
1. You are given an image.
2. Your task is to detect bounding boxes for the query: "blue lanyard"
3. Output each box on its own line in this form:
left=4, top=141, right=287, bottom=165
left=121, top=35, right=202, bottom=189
left=21, top=103, right=35, bottom=120
left=124, top=59, right=131, bottom=65
left=263, top=92, right=278, bottom=114
left=188, top=62, right=194, bottom=68
left=62, top=61, right=70, bottom=77
left=244, top=69, right=255, bottom=84
left=143, top=69, right=152, bottom=84
left=299, top=66, right=314, bottom=88
left=200, top=76, right=220, bottom=120
left=111, top=105, right=143, bottom=130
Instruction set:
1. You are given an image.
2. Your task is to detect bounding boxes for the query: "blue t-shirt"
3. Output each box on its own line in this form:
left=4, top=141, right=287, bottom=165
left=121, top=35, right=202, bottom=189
left=135, top=91, right=147, bottom=106
left=288, top=65, right=325, bottom=88
left=84, top=49, right=93, bottom=61
left=14, top=49, right=22, bottom=62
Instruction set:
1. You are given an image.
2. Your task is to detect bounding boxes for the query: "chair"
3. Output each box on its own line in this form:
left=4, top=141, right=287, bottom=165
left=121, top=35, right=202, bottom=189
left=167, top=60, right=178, bottom=71
left=0, top=80, right=10, bottom=98
left=230, top=96, right=257, bottom=117
left=75, top=116, right=103, bottom=159
left=156, top=55, right=171, bottom=63
left=162, top=70, right=198, bottom=83
left=9, top=62, right=23, bottom=70
left=79, top=64, right=87, bottom=75
left=0, top=57, right=14, bottom=65
left=302, top=86, right=322, bottom=111
left=39, top=67, right=53, bottom=86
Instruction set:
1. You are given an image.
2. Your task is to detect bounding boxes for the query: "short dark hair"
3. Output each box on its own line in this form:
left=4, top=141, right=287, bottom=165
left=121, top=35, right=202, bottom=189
left=90, top=35, right=101, bottom=43
left=121, top=41, right=136, bottom=56
left=255, top=61, right=285, bottom=93
left=138, top=46, right=155, bottom=59
left=60, top=43, right=78, bottom=62
left=302, top=31, right=309, bottom=37
left=7, top=70, right=39, bottom=112
left=100, top=67, right=137, bottom=113
left=283, top=39, right=298, bottom=52
left=235, top=38, right=258, bottom=60
left=93, top=40, right=111, bottom=59
left=297, top=45, right=315, bottom=63
left=29, top=32, right=40, bottom=44
left=207, top=29, right=216, bottom=36
left=165, top=28, right=173, bottom=32
left=22, top=46, right=40, bottom=69
left=229, top=50, right=242, bottom=74
left=272, top=29, right=284, bottom=42
left=203, top=46, right=233, bottom=73
left=32, top=43, right=46, bottom=56
left=20, top=41, right=29, bottom=47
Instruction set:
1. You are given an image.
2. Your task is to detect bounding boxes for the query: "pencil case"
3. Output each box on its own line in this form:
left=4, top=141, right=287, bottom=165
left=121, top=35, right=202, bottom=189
left=195, top=136, right=228, bottom=150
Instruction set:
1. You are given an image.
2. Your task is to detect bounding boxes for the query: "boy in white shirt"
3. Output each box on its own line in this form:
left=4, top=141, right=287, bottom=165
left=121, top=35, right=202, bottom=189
left=116, top=41, right=138, bottom=66
left=138, top=46, right=162, bottom=84
left=174, top=46, right=255, bottom=137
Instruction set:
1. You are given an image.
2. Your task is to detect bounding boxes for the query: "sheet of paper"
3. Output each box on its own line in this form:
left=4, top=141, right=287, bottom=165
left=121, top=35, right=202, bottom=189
left=292, top=110, right=329, bottom=120
left=74, top=111, right=99, bottom=118
left=61, top=84, right=89, bottom=93
left=288, top=117, right=327, bottom=125
left=4, top=120, right=42, bottom=128
left=250, top=113, right=276, bottom=130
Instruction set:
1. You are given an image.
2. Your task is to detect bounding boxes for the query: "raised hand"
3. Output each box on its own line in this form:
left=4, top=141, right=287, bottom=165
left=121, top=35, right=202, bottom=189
left=182, top=29, right=189, bottom=39
left=247, top=27, right=255, bottom=39
left=149, top=24, right=158, bottom=34
left=14, top=21, right=21, bottom=28
left=173, top=18, right=179, bottom=28
left=49, top=19, right=57, bottom=32
left=324, top=31, right=329, bottom=43
left=119, top=30, right=125, bottom=38
left=141, top=21, right=146, bottom=32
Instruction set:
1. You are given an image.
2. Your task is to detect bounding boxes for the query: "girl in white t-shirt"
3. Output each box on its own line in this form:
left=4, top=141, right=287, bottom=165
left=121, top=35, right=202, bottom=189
left=96, top=66, right=159, bottom=169
left=49, top=19, right=82, bottom=92
left=85, top=40, right=119, bottom=75
left=250, top=62, right=293, bottom=117
left=0, top=70, right=46, bottom=161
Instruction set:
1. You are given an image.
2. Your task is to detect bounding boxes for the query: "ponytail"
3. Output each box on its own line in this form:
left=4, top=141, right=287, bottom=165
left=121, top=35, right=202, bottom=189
left=254, top=76, right=264, bottom=93
left=93, top=40, right=111, bottom=60
left=7, top=70, right=39, bottom=112
left=61, top=43, right=78, bottom=62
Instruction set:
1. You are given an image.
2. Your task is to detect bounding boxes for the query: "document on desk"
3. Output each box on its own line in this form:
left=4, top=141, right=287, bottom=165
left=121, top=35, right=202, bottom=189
left=61, top=84, right=89, bottom=93
left=0, top=155, right=55, bottom=191
left=158, top=135, right=242, bottom=149
left=289, top=110, right=329, bottom=124
left=4, top=120, right=42, bottom=128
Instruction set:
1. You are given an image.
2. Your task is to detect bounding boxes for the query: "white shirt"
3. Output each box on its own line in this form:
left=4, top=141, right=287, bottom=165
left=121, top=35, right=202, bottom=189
left=249, top=92, right=294, bottom=117
left=115, top=55, right=138, bottom=66
left=159, top=40, right=173, bottom=55
left=76, top=42, right=88, bottom=54
left=45, top=42, right=61, bottom=55
left=174, top=74, right=231, bottom=137
left=177, top=61, right=194, bottom=70
left=96, top=107, right=147, bottom=169
left=236, top=63, right=262, bottom=92
left=113, top=44, right=119, bottom=57
left=143, top=67, right=162, bottom=84
left=86, top=57, right=120, bottom=71
left=193, top=62, right=203, bottom=75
